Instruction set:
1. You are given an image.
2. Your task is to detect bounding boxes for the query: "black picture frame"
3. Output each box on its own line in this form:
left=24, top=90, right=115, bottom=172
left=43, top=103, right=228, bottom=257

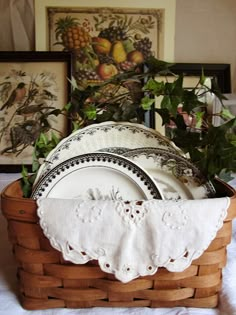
left=0, top=51, right=72, bottom=173
left=170, top=63, right=231, bottom=93
left=145, top=63, right=231, bottom=129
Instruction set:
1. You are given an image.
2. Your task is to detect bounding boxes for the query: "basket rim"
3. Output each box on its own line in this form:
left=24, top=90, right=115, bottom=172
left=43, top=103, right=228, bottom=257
left=1, top=177, right=236, bottom=222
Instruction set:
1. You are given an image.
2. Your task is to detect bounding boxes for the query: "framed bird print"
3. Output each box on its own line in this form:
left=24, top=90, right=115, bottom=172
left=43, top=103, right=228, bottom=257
left=0, top=51, right=72, bottom=172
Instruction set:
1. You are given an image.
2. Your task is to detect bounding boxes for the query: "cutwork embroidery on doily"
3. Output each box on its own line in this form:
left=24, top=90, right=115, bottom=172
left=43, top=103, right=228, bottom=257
left=116, top=200, right=149, bottom=226
left=36, top=196, right=230, bottom=282
left=96, top=247, right=106, bottom=256
left=103, top=262, right=112, bottom=272
left=151, top=249, right=190, bottom=266
left=65, top=242, right=90, bottom=262
left=102, top=262, right=155, bottom=278
left=76, top=201, right=103, bottom=223
left=122, top=264, right=135, bottom=275
left=162, top=201, right=188, bottom=230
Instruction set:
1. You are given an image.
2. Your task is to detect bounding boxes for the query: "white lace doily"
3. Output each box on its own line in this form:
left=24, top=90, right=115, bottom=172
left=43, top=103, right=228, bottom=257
left=37, top=197, right=230, bottom=283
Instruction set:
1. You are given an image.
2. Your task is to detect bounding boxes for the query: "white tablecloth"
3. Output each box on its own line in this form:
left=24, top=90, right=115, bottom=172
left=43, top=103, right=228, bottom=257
left=0, top=173, right=236, bottom=315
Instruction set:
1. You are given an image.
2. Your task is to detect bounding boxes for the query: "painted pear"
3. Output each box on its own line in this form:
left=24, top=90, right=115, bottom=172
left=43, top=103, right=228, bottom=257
left=111, top=41, right=127, bottom=63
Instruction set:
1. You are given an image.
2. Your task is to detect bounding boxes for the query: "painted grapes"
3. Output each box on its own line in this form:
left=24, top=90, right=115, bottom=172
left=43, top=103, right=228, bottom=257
left=51, top=10, right=160, bottom=83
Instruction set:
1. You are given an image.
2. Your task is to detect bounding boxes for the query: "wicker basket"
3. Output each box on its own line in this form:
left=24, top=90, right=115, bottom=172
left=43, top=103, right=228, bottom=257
left=1, top=178, right=236, bottom=310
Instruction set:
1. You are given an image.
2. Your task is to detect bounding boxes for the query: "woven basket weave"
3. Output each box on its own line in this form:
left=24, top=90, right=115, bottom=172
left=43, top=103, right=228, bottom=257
left=1, top=178, right=236, bottom=310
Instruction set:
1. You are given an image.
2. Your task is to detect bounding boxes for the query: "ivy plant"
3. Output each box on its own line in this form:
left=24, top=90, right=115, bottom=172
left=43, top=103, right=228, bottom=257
left=67, top=56, right=236, bottom=181
left=9, top=56, right=235, bottom=196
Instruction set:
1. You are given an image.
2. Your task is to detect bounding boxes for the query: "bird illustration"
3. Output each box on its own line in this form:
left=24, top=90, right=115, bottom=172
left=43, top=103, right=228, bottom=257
left=0, top=82, right=26, bottom=111
left=1, top=120, right=42, bottom=155
left=0, top=82, right=12, bottom=103
left=41, top=89, right=57, bottom=101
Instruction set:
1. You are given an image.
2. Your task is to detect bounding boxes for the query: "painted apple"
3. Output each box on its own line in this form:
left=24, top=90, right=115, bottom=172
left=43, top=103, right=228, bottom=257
left=127, top=50, right=144, bottom=64
left=96, top=63, right=118, bottom=80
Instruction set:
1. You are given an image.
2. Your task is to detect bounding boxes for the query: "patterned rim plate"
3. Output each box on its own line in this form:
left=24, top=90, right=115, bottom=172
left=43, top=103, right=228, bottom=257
left=34, top=121, right=184, bottom=185
left=31, top=152, right=163, bottom=200
left=123, top=148, right=216, bottom=200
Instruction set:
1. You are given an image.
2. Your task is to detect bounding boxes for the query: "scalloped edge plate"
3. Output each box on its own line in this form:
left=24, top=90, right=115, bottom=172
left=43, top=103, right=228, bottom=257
left=34, top=121, right=183, bottom=185
left=31, top=152, right=163, bottom=200
left=123, top=147, right=216, bottom=200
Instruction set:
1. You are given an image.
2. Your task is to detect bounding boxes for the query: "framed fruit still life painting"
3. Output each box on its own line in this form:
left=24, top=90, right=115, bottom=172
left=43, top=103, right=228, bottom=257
left=35, top=0, right=176, bottom=79
left=47, top=7, right=161, bottom=83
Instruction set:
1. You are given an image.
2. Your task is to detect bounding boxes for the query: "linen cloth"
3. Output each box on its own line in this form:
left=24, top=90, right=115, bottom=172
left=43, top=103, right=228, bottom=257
left=37, top=197, right=230, bottom=283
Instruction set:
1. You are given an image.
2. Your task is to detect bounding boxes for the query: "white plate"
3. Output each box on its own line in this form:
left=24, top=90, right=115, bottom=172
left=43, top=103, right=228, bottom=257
left=34, top=121, right=183, bottom=184
left=123, top=148, right=216, bottom=200
left=31, top=152, right=163, bottom=200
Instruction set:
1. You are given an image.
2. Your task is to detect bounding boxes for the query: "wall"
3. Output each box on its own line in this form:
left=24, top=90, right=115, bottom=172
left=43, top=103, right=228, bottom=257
left=175, top=0, right=236, bottom=92
left=0, top=0, right=34, bottom=51
left=0, top=0, right=236, bottom=92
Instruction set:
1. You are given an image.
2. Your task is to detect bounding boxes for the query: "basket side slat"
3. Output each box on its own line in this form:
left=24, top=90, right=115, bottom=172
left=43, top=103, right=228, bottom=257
left=44, top=264, right=106, bottom=279
left=14, top=245, right=60, bottom=264
left=134, top=287, right=195, bottom=301
left=91, top=279, right=153, bottom=293
left=151, top=295, right=218, bottom=308
left=45, top=287, right=108, bottom=301
left=192, top=247, right=226, bottom=265
left=20, top=270, right=63, bottom=288
left=194, top=282, right=222, bottom=298
left=19, top=295, right=65, bottom=310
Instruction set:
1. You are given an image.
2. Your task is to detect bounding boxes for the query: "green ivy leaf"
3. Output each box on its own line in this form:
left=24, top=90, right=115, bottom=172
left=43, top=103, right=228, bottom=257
left=83, top=104, right=97, bottom=120
left=143, top=78, right=165, bottom=96
left=171, top=128, right=202, bottom=153
left=38, top=133, right=48, bottom=147
left=161, top=95, right=172, bottom=110
left=96, top=110, right=114, bottom=122
left=228, top=132, right=236, bottom=146
left=20, top=165, right=32, bottom=198
left=141, top=96, right=155, bottom=110
left=170, top=113, right=187, bottom=130
left=195, top=111, right=205, bottom=129
left=200, top=68, right=206, bottom=85
left=32, top=159, right=40, bottom=173
left=72, top=121, right=81, bottom=132
left=51, top=132, right=60, bottom=146
left=68, top=76, right=79, bottom=90
left=64, top=102, right=72, bottom=112
left=145, top=56, right=175, bottom=73
left=182, top=90, right=203, bottom=113
left=154, top=108, right=171, bottom=125
left=221, top=108, right=235, bottom=120
left=21, top=164, right=28, bottom=183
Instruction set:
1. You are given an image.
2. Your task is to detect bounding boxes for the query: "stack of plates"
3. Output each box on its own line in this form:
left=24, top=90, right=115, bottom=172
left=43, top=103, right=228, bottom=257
left=31, top=121, right=215, bottom=200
